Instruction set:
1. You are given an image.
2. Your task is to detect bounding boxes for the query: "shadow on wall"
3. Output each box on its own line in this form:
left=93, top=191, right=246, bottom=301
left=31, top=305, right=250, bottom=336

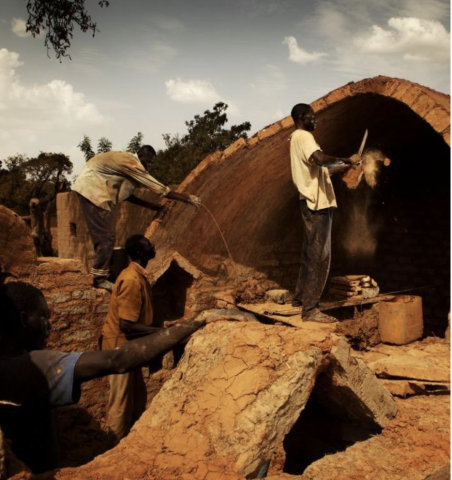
left=57, top=406, right=116, bottom=469
left=283, top=371, right=382, bottom=475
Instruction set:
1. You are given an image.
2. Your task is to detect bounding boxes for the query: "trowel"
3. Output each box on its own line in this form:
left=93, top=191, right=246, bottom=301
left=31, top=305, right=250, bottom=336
left=342, top=129, right=368, bottom=189
left=328, top=129, right=368, bottom=176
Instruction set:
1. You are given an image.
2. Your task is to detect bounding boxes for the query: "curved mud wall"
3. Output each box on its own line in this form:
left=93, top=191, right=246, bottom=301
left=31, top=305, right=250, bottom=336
left=147, top=76, right=450, bottom=334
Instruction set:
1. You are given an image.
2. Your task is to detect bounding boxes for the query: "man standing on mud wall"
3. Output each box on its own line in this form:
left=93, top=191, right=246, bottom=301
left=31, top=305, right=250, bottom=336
left=290, top=104, right=359, bottom=323
left=73, top=145, right=201, bottom=291
left=100, top=234, right=165, bottom=441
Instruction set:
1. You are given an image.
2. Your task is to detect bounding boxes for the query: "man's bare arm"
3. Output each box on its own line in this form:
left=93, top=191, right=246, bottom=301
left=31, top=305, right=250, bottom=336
left=119, top=318, right=162, bottom=340
left=166, top=191, right=201, bottom=207
left=310, top=150, right=353, bottom=167
left=73, top=319, right=205, bottom=383
left=125, top=195, right=162, bottom=211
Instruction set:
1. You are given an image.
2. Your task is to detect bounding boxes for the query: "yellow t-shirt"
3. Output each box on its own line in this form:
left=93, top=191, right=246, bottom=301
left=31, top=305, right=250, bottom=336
left=290, top=129, right=337, bottom=210
left=101, top=262, right=154, bottom=350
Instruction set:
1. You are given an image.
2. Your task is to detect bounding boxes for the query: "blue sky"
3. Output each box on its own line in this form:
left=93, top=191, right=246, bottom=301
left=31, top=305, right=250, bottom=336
left=0, top=0, right=450, bottom=175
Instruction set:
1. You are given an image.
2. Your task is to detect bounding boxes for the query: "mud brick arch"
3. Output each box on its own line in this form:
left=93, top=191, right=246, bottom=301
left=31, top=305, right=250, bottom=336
left=146, top=76, right=450, bottom=335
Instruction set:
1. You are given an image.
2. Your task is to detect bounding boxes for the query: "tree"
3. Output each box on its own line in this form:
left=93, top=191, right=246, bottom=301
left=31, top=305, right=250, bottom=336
left=78, top=135, right=95, bottom=161
left=0, top=155, right=31, bottom=215
left=126, top=132, right=144, bottom=154
left=0, top=153, right=73, bottom=215
left=97, top=137, right=113, bottom=154
left=152, top=102, right=251, bottom=185
left=25, top=0, right=110, bottom=60
left=25, top=153, right=73, bottom=199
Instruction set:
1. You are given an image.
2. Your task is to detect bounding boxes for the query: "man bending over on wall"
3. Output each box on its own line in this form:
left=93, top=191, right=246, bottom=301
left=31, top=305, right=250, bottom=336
left=0, top=281, right=206, bottom=474
left=101, top=234, right=166, bottom=440
left=73, top=145, right=201, bottom=291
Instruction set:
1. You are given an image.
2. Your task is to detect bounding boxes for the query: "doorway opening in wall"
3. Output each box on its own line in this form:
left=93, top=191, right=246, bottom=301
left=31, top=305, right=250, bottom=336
left=152, top=261, right=194, bottom=326
left=282, top=372, right=382, bottom=474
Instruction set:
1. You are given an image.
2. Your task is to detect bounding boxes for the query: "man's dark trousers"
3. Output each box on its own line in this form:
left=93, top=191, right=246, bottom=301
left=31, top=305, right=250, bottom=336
left=293, top=200, right=333, bottom=316
left=77, top=193, right=115, bottom=284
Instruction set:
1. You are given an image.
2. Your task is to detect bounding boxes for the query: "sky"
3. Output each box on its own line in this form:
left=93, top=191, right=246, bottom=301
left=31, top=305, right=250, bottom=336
left=0, top=0, right=450, bottom=176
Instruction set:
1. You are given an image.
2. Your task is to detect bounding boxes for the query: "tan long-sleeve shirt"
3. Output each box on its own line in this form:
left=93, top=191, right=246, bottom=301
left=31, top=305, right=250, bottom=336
left=73, top=151, right=170, bottom=211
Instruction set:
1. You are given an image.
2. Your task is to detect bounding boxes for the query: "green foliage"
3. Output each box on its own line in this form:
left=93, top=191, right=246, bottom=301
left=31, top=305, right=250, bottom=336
left=126, top=132, right=144, bottom=154
left=0, top=153, right=73, bottom=215
left=25, top=0, right=110, bottom=60
left=152, top=102, right=251, bottom=185
left=78, top=135, right=95, bottom=161
left=97, top=137, right=113, bottom=154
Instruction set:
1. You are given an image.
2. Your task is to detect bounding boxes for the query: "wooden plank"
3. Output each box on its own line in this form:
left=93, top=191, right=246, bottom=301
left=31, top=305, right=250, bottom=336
left=319, top=294, right=395, bottom=311
left=329, top=287, right=360, bottom=297
left=236, top=303, right=336, bottom=335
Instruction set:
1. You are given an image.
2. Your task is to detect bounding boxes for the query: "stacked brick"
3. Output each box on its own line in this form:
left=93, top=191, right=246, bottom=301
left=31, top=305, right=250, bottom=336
left=329, top=275, right=379, bottom=301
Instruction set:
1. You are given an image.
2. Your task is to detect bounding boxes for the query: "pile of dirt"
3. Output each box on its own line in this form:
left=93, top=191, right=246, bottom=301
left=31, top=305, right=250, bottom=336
left=235, top=276, right=280, bottom=304
left=335, top=304, right=380, bottom=350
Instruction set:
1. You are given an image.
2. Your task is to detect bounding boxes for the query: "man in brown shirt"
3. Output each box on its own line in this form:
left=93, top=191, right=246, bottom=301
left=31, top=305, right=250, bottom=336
left=101, top=234, right=162, bottom=440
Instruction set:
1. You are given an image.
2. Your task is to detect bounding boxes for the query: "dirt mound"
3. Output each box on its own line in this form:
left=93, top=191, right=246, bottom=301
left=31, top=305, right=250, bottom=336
left=335, top=304, right=380, bottom=350
left=0, top=206, right=36, bottom=280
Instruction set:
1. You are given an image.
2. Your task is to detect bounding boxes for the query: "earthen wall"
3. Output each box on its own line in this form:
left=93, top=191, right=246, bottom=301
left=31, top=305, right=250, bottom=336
left=57, top=189, right=160, bottom=273
left=145, top=76, right=450, bottom=336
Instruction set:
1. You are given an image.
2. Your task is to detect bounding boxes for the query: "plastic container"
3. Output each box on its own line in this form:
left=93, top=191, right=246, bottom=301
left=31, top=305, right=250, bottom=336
left=379, top=295, right=423, bottom=345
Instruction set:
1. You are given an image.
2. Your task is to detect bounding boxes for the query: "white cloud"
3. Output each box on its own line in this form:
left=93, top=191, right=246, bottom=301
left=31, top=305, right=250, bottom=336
left=295, top=1, right=450, bottom=92
left=0, top=49, right=105, bottom=163
left=249, top=64, right=286, bottom=95
left=165, top=78, right=239, bottom=113
left=11, top=18, right=30, bottom=38
left=355, top=17, right=450, bottom=62
left=283, top=36, right=327, bottom=65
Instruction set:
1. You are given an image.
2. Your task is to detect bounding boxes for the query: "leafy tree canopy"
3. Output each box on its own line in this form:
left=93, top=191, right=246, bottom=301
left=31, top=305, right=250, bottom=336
left=152, top=102, right=251, bottom=185
left=0, top=153, right=73, bottom=215
left=78, top=132, right=144, bottom=160
left=97, top=137, right=112, bottom=154
left=126, top=132, right=144, bottom=154
left=78, top=135, right=95, bottom=161
left=26, top=0, right=110, bottom=60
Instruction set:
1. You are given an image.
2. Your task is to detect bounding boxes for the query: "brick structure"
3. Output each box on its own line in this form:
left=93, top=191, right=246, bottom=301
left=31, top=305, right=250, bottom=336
left=146, top=76, right=450, bottom=336
left=57, top=189, right=160, bottom=274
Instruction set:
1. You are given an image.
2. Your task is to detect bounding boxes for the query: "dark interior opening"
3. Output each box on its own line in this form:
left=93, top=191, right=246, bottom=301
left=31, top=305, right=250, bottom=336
left=328, top=94, right=450, bottom=336
left=268, top=94, right=449, bottom=336
left=152, top=261, right=194, bottom=326
left=283, top=372, right=382, bottom=475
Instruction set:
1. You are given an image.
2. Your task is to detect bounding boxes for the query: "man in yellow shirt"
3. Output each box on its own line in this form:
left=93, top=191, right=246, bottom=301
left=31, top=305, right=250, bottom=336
left=290, top=104, right=359, bottom=323
left=73, top=145, right=201, bottom=291
left=101, top=233, right=162, bottom=440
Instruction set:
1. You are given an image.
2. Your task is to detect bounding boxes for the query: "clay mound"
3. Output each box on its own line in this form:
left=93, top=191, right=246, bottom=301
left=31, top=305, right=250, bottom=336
left=53, top=322, right=396, bottom=480
left=0, top=206, right=36, bottom=279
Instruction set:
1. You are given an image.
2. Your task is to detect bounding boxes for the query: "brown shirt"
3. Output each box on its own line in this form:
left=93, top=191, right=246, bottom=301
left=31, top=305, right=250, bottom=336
left=101, top=262, right=154, bottom=350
